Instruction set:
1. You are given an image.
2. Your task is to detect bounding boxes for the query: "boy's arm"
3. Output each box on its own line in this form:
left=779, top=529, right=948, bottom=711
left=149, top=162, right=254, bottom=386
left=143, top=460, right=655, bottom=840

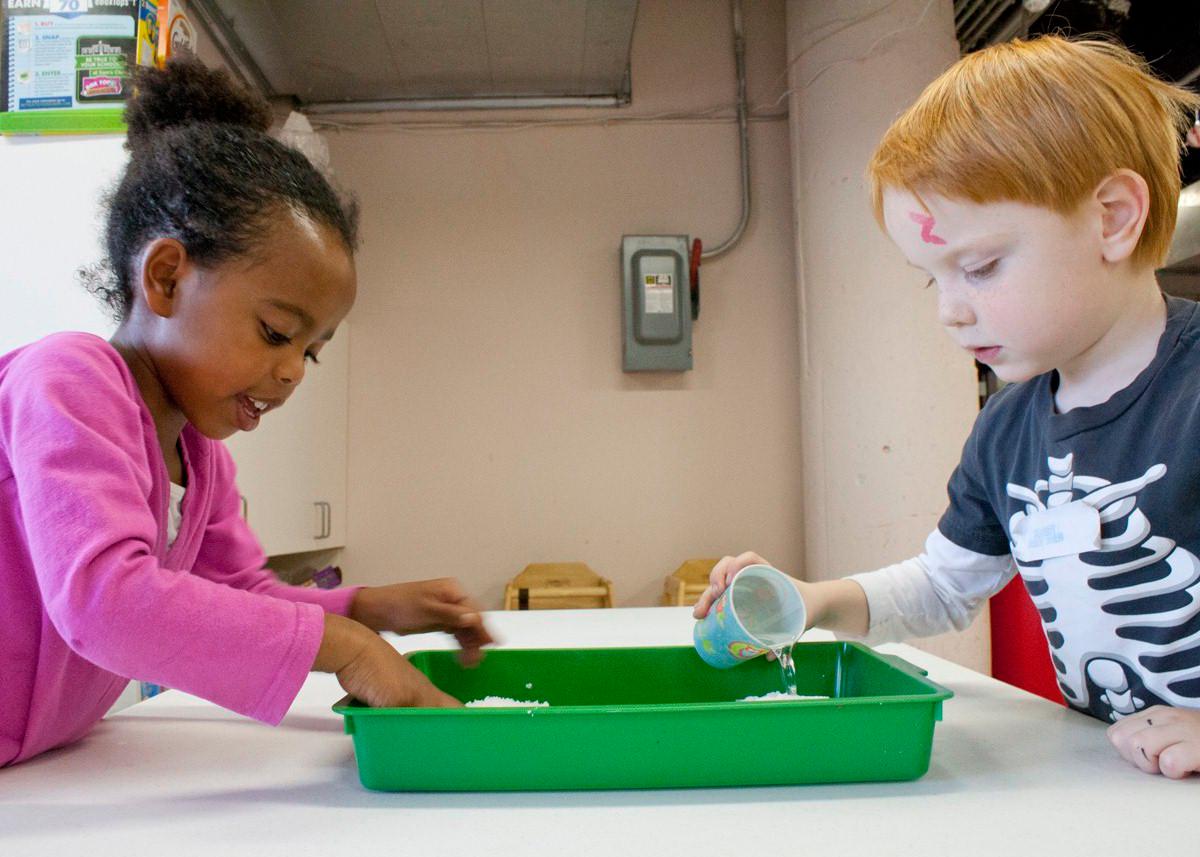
left=693, top=552, right=872, bottom=634
left=694, top=530, right=1015, bottom=643
left=797, top=577, right=870, bottom=637
left=841, top=528, right=1015, bottom=644
left=784, top=379, right=1012, bottom=641
left=693, top=551, right=873, bottom=634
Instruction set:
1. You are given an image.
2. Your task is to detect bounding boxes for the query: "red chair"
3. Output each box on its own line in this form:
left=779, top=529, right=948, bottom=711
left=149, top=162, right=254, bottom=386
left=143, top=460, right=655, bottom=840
left=990, top=577, right=1065, bottom=705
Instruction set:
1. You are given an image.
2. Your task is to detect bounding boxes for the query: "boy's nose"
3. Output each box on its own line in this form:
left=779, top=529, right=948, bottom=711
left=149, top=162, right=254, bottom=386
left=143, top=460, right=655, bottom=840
left=937, top=290, right=975, bottom=328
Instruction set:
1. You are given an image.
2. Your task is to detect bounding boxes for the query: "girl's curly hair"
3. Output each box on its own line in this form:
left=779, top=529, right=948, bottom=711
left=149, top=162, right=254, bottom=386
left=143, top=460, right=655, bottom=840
left=84, top=57, right=359, bottom=321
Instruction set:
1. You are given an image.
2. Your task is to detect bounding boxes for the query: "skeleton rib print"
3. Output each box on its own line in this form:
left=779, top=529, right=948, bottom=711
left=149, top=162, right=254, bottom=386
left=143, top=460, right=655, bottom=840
left=1007, top=454, right=1200, bottom=720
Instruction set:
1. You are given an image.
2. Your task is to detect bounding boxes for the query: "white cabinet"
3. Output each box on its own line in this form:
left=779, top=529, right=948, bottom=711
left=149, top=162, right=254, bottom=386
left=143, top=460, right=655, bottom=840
left=224, top=327, right=349, bottom=555
left=0, top=135, right=350, bottom=557
left=0, top=136, right=123, bottom=353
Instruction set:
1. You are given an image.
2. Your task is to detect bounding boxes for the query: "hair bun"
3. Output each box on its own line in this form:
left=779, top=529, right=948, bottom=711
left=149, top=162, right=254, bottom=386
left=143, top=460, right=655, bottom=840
left=125, top=57, right=272, bottom=150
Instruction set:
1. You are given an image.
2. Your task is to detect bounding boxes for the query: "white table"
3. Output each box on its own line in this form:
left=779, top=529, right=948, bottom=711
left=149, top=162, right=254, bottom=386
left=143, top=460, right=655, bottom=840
left=1, top=607, right=1194, bottom=856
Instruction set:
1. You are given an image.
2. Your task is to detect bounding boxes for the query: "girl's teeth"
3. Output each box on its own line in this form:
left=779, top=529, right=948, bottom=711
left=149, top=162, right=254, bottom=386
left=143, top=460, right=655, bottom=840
left=249, top=398, right=268, bottom=412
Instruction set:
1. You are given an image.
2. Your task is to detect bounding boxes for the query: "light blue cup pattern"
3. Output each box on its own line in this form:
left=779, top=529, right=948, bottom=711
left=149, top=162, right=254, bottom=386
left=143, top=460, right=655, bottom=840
left=693, top=564, right=807, bottom=669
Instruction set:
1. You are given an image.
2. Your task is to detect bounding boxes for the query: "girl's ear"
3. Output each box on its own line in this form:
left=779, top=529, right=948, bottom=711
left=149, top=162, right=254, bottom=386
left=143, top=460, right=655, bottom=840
left=1094, top=169, right=1151, bottom=265
left=138, top=238, right=188, bottom=318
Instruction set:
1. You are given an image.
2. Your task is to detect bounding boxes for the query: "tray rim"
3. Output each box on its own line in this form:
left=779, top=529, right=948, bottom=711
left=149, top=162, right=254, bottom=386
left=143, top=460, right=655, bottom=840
left=331, top=641, right=954, bottom=717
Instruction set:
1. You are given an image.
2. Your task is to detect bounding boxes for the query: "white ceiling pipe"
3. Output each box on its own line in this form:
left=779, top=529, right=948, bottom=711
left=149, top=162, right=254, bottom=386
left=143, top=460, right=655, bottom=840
left=302, top=95, right=627, bottom=114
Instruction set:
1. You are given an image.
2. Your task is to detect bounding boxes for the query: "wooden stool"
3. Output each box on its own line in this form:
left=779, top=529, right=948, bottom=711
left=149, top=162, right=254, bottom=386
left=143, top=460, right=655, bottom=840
left=661, top=558, right=720, bottom=606
left=503, top=563, right=615, bottom=610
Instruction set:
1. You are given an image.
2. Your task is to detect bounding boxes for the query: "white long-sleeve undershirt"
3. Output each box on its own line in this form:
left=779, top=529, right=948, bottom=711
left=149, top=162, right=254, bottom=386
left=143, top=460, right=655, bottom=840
left=844, top=528, right=1017, bottom=645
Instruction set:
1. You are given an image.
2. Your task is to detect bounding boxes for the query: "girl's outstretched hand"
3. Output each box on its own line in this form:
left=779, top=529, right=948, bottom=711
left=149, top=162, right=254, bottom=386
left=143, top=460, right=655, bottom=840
left=351, top=579, right=495, bottom=666
left=1107, top=705, right=1200, bottom=779
left=692, top=552, right=772, bottom=619
left=316, top=613, right=461, bottom=708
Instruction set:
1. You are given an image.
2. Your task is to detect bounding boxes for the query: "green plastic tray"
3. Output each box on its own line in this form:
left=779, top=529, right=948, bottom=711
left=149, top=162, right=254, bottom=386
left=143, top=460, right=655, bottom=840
left=334, top=641, right=952, bottom=792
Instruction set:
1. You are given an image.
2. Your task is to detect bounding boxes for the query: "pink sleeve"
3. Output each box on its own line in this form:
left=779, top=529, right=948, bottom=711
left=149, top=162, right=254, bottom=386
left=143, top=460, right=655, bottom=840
left=1, top=344, right=320, bottom=725
left=191, top=443, right=361, bottom=617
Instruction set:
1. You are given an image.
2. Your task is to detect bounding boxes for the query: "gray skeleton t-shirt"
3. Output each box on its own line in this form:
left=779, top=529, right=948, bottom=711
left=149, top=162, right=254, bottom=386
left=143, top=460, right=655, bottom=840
left=940, top=295, right=1200, bottom=721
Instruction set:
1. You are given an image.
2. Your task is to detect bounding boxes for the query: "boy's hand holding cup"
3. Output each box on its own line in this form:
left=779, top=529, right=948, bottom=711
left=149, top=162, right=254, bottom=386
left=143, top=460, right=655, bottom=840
left=692, top=556, right=808, bottom=668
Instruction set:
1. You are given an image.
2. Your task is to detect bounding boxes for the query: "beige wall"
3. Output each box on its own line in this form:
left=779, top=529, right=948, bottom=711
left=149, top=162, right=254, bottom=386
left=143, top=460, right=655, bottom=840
left=786, top=0, right=990, bottom=671
left=328, top=0, right=805, bottom=609
left=323, top=0, right=992, bottom=673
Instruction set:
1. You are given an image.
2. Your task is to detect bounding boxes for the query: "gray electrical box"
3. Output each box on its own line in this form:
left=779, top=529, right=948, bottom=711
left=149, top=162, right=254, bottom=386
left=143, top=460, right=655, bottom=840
left=621, top=235, right=693, bottom=372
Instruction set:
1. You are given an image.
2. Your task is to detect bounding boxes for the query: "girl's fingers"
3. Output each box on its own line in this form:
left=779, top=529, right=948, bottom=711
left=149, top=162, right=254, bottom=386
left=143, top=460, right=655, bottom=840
left=444, top=607, right=493, bottom=666
left=456, top=600, right=494, bottom=638
left=423, top=598, right=472, bottom=628
left=421, top=587, right=487, bottom=628
left=454, top=622, right=493, bottom=654
left=428, top=577, right=471, bottom=605
left=416, top=683, right=463, bottom=708
left=454, top=634, right=484, bottom=667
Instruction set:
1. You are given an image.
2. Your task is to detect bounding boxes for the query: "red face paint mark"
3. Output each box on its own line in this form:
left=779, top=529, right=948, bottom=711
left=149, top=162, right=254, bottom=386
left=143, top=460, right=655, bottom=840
left=907, top=211, right=946, bottom=245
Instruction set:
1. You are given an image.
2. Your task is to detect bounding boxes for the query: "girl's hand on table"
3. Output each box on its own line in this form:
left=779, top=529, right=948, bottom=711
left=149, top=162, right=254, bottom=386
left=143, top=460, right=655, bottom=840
left=351, top=579, right=495, bottom=666
left=316, top=613, right=461, bottom=708
left=1107, top=705, right=1200, bottom=779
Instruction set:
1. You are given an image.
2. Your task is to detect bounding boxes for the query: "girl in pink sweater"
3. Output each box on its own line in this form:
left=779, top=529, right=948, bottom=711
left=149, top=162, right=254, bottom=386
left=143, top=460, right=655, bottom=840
left=0, top=58, right=491, bottom=768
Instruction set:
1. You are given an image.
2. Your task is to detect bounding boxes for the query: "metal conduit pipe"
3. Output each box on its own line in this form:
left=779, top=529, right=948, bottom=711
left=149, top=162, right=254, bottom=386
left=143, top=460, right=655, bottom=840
left=958, top=0, right=1000, bottom=47
left=961, top=0, right=1017, bottom=50
left=984, top=0, right=1052, bottom=48
left=701, top=0, right=751, bottom=261
left=304, top=95, right=626, bottom=114
left=955, top=0, right=990, bottom=29
left=187, top=0, right=275, bottom=96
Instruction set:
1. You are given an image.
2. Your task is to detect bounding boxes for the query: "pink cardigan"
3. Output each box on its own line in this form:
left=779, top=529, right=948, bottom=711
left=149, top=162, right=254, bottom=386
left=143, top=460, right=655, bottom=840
left=0, top=333, right=358, bottom=766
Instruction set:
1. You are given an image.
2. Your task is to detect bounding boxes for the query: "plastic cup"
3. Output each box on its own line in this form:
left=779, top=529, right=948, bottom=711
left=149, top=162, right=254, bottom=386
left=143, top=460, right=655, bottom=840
left=693, top=565, right=807, bottom=668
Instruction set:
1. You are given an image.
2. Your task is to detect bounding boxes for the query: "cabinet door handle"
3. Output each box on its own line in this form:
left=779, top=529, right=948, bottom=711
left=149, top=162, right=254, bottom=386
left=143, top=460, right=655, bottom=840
left=314, top=501, right=331, bottom=539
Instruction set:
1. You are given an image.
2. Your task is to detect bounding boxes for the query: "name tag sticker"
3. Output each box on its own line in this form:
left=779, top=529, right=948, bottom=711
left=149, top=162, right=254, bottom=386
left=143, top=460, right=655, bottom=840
left=1011, top=500, right=1101, bottom=562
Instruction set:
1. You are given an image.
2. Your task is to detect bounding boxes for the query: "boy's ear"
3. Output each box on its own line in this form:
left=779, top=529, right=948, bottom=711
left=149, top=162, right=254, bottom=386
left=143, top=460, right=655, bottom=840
left=138, top=238, right=189, bottom=318
left=1094, top=170, right=1150, bottom=265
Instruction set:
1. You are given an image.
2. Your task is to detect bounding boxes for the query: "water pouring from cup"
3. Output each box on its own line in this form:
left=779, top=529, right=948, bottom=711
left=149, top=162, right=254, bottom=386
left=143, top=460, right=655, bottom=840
left=693, top=565, right=807, bottom=691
